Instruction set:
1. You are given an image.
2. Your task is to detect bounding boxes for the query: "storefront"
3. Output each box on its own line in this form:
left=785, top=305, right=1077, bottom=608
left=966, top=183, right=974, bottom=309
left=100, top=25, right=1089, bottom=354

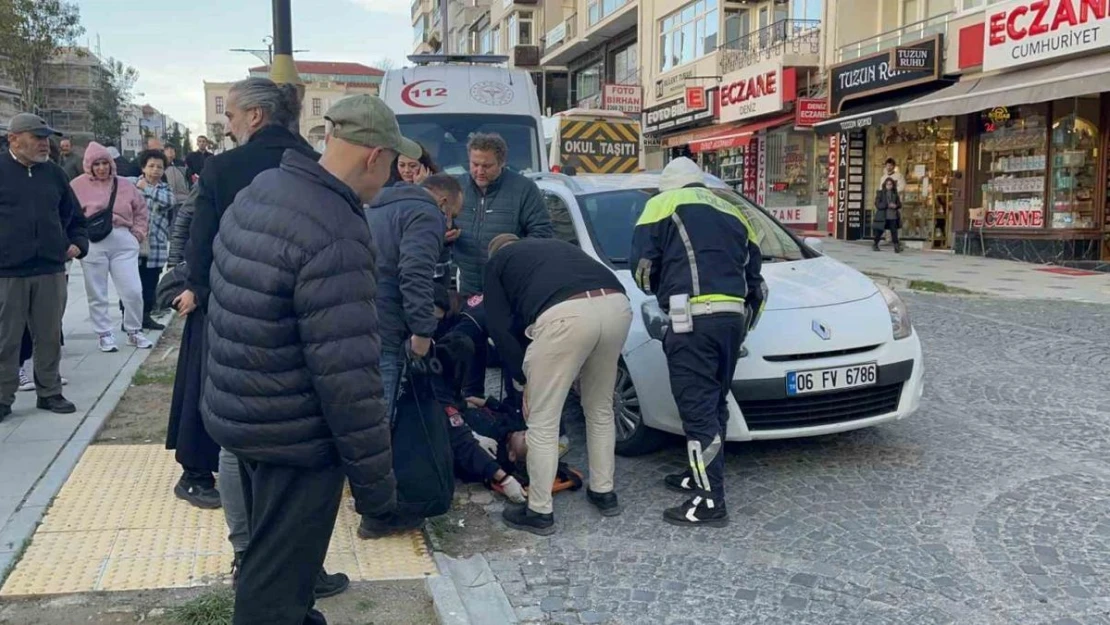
left=894, top=2, right=1110, bottom=264
left=816, top=35, right=953, bottom=244
left=669, top=59, right=825, bottom=232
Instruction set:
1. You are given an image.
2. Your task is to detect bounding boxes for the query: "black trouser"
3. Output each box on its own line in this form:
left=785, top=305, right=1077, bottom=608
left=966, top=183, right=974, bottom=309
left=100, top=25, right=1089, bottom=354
left=873, top=219, right=900, bottom=246
left=138, top=260, right=160, bottom=318
left=234, top=458, right=344, bottom=625
left=662, top=313, right=747, bottom=505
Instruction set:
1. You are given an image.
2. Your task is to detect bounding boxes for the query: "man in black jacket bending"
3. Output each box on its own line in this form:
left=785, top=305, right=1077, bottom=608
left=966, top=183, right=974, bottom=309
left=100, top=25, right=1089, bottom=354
left=204, top=93, right=421, bottom=625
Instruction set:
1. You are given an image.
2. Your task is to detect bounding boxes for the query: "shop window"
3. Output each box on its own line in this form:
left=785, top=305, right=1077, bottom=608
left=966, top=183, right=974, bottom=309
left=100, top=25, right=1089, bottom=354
left=658, top=0, right=719, bottom=72
left=574, top=61, right=603, bottom=105
left=611, top=43, right=639, bottom=85
left=871, top=119, right=956, bottom=243
left=764, top=129, right=821, bottom=223
left=1049, top=96, right=1100, bottom=230
left=974, top=104, right=1049, bottom=230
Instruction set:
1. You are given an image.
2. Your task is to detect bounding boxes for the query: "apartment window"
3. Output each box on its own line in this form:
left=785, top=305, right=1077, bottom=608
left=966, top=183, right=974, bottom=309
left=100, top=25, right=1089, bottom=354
left=612, top=43, right=639, bottom=84
left=415, top=16, right=426, bottom=43
left=724, top=8, right=750, bottom=47
left=588, top=0, right=631, bottom=27
left=789, top=0, right=823, bottom=22
left=959, top=0, right=1004, bottom=10
left=312, top=98, right=322, bottom=116
left=480, top=27, right=491, bottom=53
left=492, top=26, right=501, bottom=53
left=508, top=11, right=534, bottom=47
left=658, top=0, right=719, bottom=72
left=574, top=61, right=603, bottom=105
left=215, top=96, right=224, bottom=115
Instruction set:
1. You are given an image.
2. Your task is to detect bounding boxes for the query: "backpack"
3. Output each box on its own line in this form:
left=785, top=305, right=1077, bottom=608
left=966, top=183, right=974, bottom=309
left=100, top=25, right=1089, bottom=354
left=390, top=357, right=455, bottom=519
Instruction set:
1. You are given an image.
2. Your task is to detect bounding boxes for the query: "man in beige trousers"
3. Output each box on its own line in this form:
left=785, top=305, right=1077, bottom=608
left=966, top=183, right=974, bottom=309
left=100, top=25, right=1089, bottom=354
left=483, top=234, right=632, bottom=535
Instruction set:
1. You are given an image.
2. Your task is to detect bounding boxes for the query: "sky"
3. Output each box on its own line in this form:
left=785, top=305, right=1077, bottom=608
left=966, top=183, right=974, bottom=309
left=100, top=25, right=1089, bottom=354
left=74, top=0, right=411, bottom=136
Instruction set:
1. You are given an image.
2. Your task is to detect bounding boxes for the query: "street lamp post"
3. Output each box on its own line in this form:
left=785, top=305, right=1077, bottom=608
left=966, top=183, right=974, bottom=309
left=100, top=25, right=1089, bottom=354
left=270, top=0, right=304, bottom=134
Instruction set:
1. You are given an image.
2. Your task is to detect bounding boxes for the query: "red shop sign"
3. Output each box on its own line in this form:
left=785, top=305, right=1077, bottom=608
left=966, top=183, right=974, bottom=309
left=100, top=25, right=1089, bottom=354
left=795, top=98, right=830, bottom=127
left=685, top=86, right=707, bottom=110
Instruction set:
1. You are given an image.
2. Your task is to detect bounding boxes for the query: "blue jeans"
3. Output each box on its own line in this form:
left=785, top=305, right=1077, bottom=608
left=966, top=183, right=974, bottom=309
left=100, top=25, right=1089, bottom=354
left=380, top=344, right=403, bottom=417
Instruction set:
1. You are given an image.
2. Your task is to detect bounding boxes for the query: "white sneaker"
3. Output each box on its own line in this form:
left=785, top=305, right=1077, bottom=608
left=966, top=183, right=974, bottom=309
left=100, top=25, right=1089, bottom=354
left=558, top=434, right=570, bottom=458
left=127, top=332, right=153, bottom=349
left=17, top=367, right=34, bottom=392
left=98, top=334, right=119, bottom=353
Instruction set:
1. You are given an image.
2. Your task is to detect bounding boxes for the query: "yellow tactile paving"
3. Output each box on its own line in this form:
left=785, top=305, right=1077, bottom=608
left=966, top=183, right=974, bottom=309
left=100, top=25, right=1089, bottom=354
left=0, top=445, right=436, bottom=597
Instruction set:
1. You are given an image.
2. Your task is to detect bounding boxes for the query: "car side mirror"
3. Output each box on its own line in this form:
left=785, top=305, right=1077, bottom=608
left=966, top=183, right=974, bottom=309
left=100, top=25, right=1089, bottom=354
left=803, top=236, right=824, bottom=254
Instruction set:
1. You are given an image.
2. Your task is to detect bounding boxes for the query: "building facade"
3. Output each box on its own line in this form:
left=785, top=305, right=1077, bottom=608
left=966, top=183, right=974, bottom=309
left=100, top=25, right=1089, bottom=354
left=40, top=47, right=101, bottom=144
left=204, top=61, right=384, bottom=153
left=818, top=0, right=1110, bottom=265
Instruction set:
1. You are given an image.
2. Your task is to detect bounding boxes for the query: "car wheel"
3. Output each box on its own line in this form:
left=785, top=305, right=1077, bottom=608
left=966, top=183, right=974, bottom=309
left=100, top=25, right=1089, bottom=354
left=613, top=361, right=666, bottom=457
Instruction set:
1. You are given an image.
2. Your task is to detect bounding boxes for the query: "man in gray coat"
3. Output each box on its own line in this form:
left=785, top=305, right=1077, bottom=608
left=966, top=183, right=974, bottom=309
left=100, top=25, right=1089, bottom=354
left=454, top=133, right=552, bottom=295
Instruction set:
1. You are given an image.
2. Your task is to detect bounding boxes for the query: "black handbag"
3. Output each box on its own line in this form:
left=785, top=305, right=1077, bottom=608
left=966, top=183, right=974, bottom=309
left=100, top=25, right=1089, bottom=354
left=390, top=356, right=455, bottom=520
left=85, top=178, right=118, bottom=243
left=155, top=262, right=188, bottom=311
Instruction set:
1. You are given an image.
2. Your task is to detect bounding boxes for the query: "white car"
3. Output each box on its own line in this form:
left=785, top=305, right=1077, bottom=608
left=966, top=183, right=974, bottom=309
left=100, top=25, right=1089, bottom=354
left=532, top=172, right=925, bottom=456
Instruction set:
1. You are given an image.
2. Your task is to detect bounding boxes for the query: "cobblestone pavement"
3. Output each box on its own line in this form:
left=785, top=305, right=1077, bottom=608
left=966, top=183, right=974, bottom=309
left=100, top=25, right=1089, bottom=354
left=464, top=293, right=1110, bottom=625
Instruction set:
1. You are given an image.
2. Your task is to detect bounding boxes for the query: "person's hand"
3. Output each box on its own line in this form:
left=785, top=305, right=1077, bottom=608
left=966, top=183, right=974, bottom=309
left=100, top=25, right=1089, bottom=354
left=472, top=432, right=498, bottom=459
left=499, top=476, right=527, bottom=503
left=445, top=227, right=461, bottom=243
left=409, top=335, right=432, bottom=358
left=66, top=244, right=80, bottom=260
left=136, top=178, right=148, bottom=190
left=465, top=396, right=486, bottom=408
left=413, top=164, right=430, bottom=185
left=173, top=289, right=197, bottom=316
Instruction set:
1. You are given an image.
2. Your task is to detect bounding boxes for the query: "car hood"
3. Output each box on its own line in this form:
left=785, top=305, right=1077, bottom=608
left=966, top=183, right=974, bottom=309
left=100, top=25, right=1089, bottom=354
left=760, top=256, right=878, bottom=311
left=612, top=256, right=877, bottom=314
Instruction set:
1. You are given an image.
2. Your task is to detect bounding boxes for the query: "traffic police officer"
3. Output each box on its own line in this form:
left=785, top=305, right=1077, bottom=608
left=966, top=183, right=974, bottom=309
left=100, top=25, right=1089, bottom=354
left=630, top=157, right=766, bottom=528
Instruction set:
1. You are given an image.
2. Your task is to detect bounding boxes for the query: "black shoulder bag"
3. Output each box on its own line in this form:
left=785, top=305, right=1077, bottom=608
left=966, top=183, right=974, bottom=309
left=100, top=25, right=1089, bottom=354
left=85, top=178, right=118, bottom=243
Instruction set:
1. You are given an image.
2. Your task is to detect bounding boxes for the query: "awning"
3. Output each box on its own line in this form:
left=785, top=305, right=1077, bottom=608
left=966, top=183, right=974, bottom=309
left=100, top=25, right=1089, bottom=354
left=813, top=93, right=924, bottom=137
left=899, top=52, right=1110, bottom=122
left=689, top=113, right=797, bottom=153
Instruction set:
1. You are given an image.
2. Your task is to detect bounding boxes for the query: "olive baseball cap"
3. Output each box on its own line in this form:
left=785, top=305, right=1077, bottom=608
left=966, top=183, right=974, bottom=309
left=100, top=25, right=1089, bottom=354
left=8, top=113, right=62, bottom=137
left=325, top=94, right=421, bottom=159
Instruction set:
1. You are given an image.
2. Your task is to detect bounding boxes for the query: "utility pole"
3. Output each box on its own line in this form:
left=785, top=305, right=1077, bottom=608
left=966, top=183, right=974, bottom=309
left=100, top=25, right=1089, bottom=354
left=270, top=0, right=304, bottom=134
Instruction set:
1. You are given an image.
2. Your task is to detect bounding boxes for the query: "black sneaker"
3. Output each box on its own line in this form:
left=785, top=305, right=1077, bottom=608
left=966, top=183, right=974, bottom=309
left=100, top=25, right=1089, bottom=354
left=314, top=569, right=350, bottom=599
left=586, top=489, right=621, bottom=517
left=501, top=503, right=555, bottom=536
left=357, top=513, right=424, bottom=539
left=872, top=242, right=881, bottom=252
left=174, top=479, right=222, bottom=509
left=663, top=471, right=697, bottom=494
left=230, top=551, right=244, bottom=589
left=0, top=404, right=10, bottom=421
left=663, top=498, right=729, bottom=528
left=36, top=394, right=76, bottom=414
left=142, top=316, right=166, bottom=331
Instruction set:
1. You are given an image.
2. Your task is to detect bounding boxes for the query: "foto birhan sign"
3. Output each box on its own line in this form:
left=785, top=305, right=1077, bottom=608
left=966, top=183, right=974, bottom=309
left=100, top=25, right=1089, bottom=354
left=827, top=35, right=943, bottom=114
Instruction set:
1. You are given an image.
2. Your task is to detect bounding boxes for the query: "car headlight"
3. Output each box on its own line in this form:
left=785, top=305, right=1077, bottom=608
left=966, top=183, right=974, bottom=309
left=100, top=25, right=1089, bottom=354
left=876, top=283, right=912, bottom=340
left=641, top=299, right=669, bottom=341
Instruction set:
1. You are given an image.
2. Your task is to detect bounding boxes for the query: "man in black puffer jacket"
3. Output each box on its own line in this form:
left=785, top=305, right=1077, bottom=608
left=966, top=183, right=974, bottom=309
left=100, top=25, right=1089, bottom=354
left=454, top=133, right=553, bottom=295
left=364, top=177, right=449, bottom=415
left=204, top=94, right=422, bottom=625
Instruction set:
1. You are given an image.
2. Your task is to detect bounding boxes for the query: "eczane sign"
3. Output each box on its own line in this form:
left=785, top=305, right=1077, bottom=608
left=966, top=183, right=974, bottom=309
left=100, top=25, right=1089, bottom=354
left=983, top=0, right=1110, bottom=71
left=719, top=59, right=785, bottom=124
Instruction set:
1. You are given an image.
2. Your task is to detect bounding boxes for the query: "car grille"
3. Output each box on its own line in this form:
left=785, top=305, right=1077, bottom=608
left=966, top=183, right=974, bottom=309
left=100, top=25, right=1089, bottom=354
left=738, top=383, right=904, bottom=431
left=763, top=344, right=880, bottom=363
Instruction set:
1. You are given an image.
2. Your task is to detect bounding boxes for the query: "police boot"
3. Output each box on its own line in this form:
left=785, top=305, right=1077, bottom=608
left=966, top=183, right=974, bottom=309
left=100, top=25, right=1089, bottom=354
left=663, top=496, right=729, bottom=528
left=663, top=470, right=697, bottom=494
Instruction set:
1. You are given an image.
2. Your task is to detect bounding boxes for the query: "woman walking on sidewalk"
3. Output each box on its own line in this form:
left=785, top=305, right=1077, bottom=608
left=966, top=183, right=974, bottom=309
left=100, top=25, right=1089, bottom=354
left=872, top=177, right=904, bottom=253
left=70, top=142, right=153, bottom=351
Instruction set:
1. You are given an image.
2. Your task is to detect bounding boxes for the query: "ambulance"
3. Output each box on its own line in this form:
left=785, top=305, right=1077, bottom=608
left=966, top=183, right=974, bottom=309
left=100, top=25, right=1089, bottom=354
left=379, top=55, right=548, bottom=175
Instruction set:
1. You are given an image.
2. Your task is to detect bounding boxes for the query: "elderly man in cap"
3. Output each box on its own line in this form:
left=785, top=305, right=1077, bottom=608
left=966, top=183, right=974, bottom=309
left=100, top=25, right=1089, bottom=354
left=0, top=114, right=88, bottom=421
left=203, top=94, right=420, bottom=625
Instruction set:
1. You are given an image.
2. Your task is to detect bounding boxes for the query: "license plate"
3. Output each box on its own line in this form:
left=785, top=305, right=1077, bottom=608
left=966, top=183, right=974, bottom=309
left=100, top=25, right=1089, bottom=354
left=787, top=363, right=878, bottom=396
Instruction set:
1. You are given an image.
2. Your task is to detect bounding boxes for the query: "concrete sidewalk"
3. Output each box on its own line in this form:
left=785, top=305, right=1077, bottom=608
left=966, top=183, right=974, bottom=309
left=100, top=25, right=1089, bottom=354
left=0, top=264, right=159, bottom=575
left=820, top=239, right=1110, bottom=304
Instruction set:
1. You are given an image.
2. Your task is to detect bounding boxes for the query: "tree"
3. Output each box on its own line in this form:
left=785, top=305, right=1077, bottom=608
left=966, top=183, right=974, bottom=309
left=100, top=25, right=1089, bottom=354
left=167, top=124, right=183, bottom=153
left=0, top=0, right=84, bottom=112
left=88, top=57, right=138, bottom=147
left=209, top=122, right=226, bottom=150
left=182, top=127, right=193, bottom=155
left=373, top=57, right=396, bottom=72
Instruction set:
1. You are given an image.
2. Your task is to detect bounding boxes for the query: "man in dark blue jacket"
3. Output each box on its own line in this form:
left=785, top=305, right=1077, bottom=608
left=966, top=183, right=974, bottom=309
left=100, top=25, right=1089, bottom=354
left=454, top=133, right=553, bottom=295
left=0, top=113, right=87, bottom=420
left=364, top=175, right=451, bottom=414
left=630, top=157, right=766, bottom=529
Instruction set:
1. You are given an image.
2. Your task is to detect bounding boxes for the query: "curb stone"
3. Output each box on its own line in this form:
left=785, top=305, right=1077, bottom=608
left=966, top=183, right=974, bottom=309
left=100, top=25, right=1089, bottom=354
left=428, top=552, right=518, bottom=625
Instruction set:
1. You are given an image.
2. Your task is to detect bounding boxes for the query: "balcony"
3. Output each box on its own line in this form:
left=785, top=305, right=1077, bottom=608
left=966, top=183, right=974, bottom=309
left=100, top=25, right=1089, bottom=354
left=541, top=13, right=577, bottom=64
left=512, top=45, right=541, bottom=67
left=720, top=19, right=821, bottom=75
left=836, top=12, right=954, bottom=63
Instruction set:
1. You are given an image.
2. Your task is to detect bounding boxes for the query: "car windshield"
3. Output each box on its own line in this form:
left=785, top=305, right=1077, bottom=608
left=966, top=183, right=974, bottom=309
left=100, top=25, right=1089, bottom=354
left=396, top=114, right=542, bottom=176
left=575, top=187, right=806, bottom=267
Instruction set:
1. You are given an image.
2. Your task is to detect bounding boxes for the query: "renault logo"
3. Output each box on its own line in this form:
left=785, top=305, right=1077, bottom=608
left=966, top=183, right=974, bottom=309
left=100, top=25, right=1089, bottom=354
left=812, top=320, right=831, bottom=340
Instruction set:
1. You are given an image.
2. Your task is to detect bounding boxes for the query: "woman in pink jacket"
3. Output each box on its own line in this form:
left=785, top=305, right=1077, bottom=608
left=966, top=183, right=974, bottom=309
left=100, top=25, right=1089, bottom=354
left=70, top=142, right=153, bottom=352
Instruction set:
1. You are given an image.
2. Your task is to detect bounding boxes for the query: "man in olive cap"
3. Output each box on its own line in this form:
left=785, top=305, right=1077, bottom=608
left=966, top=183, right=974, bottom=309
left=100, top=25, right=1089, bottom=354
left=1, top=114, right=87, bottom=422
left=203, top=94, right=420, bottom=625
